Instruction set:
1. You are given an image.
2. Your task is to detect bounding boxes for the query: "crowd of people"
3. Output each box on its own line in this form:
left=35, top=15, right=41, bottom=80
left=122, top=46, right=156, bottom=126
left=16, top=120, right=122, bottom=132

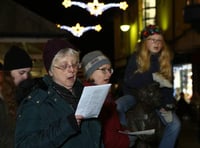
left=0, top=24, right=182, bottom=148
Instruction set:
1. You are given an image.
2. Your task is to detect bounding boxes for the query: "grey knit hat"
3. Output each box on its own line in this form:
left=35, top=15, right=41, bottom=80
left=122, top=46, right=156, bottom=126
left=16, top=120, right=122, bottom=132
left=81, top=50, right=111, bottom=79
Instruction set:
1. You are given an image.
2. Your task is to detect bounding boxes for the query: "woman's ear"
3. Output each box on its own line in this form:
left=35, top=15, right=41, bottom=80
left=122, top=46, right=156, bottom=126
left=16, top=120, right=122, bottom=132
left=49, top=70, right=53, bottom=76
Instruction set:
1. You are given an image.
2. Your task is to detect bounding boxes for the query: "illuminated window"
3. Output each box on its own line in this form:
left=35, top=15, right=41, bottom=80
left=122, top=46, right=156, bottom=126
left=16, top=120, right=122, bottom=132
left=142, top=0, right=157, bottom=26
left=173, top=63, right=193, bottom=103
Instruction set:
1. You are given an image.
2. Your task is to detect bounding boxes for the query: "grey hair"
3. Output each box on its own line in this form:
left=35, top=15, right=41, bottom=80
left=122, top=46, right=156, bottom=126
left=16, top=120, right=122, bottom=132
left=50, top=48, right=80, bottom=71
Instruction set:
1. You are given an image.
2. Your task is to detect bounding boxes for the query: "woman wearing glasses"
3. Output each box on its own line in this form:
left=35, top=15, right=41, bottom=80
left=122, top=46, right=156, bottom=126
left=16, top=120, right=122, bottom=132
left=81, top=50, right=136, bottom=148
left=117, top=25, right=181, bottom=148
left=15, top=39, right=102, bottom=148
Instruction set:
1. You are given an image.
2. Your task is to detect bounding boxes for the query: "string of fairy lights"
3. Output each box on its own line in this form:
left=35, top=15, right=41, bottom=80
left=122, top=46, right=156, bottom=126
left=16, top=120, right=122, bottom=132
left=57, top=0, right=128, bottom=37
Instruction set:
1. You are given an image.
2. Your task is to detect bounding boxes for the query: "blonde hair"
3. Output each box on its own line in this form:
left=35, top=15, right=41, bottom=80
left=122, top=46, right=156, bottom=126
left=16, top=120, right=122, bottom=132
left=135, top=39, right=173, bottom=81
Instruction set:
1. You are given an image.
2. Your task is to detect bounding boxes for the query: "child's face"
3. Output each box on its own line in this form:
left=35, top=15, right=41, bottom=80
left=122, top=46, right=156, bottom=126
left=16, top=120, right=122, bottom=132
left=146, top=34, right=163, bottom=54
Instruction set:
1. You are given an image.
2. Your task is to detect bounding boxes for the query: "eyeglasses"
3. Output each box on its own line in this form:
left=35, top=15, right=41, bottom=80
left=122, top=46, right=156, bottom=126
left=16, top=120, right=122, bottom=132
left=96, top=68, right=114, bottom=74
left=53, top=63, right=80, bottom=71
left=147, top=38, right=163, bottom=44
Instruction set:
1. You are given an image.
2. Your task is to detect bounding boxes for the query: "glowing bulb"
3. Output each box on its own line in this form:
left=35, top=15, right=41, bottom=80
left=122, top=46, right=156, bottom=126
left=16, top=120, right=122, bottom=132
left=120, top=25, right=130, bottom=32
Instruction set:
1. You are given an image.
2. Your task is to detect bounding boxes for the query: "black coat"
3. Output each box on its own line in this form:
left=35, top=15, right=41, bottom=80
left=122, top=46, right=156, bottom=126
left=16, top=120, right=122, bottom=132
left=15, top=75, right=102, bottom=148
left=0, top=97, right=15, bottom=148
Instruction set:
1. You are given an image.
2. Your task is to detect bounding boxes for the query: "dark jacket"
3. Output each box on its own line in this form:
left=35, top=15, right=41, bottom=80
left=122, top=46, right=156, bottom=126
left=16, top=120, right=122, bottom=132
left=0, top=97, right=15, bottom=148
left=123, top=53, right=175, bottom=106
left=15, top=75, right=102, bottom=148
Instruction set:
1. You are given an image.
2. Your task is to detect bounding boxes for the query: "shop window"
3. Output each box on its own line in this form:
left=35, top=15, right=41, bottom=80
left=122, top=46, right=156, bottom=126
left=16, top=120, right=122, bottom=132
left=173, top=63, right=193, bottom=103
left=142, top=0, right=157, bottom=26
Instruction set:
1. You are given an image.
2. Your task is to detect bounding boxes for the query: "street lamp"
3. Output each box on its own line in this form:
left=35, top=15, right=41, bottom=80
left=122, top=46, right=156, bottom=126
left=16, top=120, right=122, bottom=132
left=120, top=24, right=130, bottom=32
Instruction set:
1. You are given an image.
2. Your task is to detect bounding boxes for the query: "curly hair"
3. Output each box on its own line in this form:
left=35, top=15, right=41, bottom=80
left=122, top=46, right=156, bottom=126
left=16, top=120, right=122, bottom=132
left=135, top=39, right=173, bottom=81
left=1, top=71, right=18, bottom=119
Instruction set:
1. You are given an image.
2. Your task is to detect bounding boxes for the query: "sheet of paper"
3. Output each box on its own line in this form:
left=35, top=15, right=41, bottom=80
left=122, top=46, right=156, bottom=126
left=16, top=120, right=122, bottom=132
left=75, top=84, right=111, bottom=118
left=118, top=129, right=155, bottom=136
left=152, top=73, right=172, bottom=88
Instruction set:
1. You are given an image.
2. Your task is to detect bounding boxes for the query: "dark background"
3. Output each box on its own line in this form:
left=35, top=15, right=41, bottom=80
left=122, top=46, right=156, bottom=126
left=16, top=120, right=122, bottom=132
left=13, top=0, right=130, bottom=59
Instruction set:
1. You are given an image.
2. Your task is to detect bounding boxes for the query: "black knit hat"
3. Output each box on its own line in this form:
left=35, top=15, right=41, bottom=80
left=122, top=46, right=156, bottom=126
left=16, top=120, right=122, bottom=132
left=43, top=38, right=76, bottom=72
left=3, top=46, right=32, bottom=71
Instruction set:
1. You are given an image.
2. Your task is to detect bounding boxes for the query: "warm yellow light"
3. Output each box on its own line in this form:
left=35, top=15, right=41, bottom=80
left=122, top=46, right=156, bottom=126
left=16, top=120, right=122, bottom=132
left=120, top=25, right=130, bottom=32
left=88, top=0, right=104, bottom=16
left=120, top=2, right=129, bottom=10
left=62, top=0, right=72, bottom=8
left=71, top=23, right=84, bottom=33
left=95, top=25, right=102, bottom=32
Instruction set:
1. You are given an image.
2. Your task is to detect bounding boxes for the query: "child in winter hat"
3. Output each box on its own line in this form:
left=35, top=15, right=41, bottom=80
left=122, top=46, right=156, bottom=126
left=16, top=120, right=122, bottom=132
left=81, top=50, right=111, bottom=80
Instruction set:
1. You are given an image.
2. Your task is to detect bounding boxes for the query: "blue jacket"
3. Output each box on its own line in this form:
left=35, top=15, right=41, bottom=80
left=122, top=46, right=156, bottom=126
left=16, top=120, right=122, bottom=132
left=15, top=75, right=102, bottom=148
left=123, top=53, right=175, bottom=105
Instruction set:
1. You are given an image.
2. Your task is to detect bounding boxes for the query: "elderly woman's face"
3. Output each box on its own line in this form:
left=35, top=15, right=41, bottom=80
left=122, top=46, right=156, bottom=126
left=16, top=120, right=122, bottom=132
left=90, top=64, right=113, bottom=85
left=50, top=54, right=79, bottom=90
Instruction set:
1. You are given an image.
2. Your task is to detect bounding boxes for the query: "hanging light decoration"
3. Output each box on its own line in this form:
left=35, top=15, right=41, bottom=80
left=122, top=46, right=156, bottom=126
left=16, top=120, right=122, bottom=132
left=62, top=0, right=128, bottom=16
left=57, top=23, right=102, bottom=37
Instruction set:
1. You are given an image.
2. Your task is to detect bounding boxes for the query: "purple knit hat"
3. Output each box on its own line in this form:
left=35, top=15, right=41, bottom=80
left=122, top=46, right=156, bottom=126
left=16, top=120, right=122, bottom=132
left=43, top=38, right=77, bottom=72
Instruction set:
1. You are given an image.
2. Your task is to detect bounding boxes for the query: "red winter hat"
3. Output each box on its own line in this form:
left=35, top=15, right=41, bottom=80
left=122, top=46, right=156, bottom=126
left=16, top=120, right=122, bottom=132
left=43, top=38, right=77, bottom=72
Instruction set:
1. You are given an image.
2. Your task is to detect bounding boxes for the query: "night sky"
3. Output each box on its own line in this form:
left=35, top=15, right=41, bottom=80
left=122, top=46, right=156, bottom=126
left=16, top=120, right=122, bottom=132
left=13, top=0, right=128, bottom=59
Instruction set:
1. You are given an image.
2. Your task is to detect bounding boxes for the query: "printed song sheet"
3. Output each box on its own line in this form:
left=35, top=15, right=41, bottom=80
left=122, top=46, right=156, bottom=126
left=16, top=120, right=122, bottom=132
left=75, top=84, right=111, bottom=118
